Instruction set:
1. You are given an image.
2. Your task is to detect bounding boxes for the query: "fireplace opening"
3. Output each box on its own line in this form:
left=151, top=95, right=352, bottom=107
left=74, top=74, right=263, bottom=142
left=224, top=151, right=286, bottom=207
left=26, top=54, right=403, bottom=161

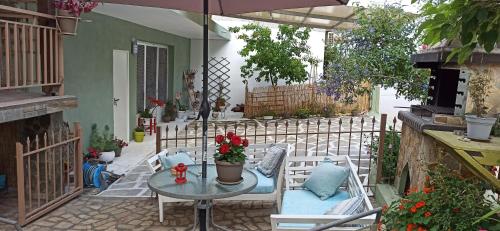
left=398, top=164, right=411, bottom=195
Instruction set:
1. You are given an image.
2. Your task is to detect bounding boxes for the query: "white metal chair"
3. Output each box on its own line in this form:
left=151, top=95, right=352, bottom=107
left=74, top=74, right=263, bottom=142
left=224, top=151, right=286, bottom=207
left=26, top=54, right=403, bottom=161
left=270, top=155, right=375, bottom=230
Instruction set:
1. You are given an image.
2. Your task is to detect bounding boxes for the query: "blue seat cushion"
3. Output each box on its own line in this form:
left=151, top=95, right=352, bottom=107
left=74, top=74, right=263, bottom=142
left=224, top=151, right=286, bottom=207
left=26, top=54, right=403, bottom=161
left=160, top=151, right=195, bottom=169
left=248, top=168, right=276, bottom=194
left=279, top=189, right=350, bottom=228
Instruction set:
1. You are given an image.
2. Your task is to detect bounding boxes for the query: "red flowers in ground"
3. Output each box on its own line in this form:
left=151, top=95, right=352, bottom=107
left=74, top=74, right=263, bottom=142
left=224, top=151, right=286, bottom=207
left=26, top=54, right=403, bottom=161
left=215, top=135, right=225, bottom=144
left=423, top=187, right=433, bottom=194
left=399, top=204, right=405, bottom=210
left=410, top=206, right=417, bottom=213
left=219, top=143, right=230, bottom=154
left=407, top=223, right=415, bottom=231
left=415, top=201, right=426, bottom=209
left=424, top=211, right=431, bottom=217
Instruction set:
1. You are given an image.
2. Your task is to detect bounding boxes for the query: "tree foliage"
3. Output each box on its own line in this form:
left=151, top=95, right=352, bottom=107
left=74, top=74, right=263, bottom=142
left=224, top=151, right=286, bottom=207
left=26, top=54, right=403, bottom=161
left=319, top=6, right=430, bottom=102
left=229, top=24, right=311, bottom=86
left=416, top=0, right=500, bottom=64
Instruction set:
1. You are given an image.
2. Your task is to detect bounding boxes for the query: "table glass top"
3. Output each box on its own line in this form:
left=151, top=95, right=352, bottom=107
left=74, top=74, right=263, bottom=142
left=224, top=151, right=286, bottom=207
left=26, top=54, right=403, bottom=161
left=148, top=164, right=258, bottom=200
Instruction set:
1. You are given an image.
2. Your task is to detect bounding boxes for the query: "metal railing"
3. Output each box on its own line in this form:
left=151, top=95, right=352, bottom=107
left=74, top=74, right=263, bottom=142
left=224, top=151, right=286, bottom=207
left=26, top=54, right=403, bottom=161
left=0, top=5, right=63, bottom=93
left=157, top=114, right=401, bottom=192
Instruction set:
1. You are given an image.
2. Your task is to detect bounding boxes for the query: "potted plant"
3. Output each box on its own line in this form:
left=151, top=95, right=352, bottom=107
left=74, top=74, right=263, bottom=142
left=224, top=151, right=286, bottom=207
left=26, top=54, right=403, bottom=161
left=262, top=110, right=276, bottom=120
left=54, top=0, right=99, bottom=35
left=113, top=138, right=128, bottom=157
left=134, top=126, right=145, bottom=142
left=177, top=104, right=188, bottom=119
left=214, top=132, right=249, bottom=184
left=216, top=97, right=226, bottom=111
left=162, top=100, right=177, bottom=122
left=89, top=124, right=117, bottom=163
left=211, top=106, right=220, bottom=120
left=465, top=69, right=497, bottom=140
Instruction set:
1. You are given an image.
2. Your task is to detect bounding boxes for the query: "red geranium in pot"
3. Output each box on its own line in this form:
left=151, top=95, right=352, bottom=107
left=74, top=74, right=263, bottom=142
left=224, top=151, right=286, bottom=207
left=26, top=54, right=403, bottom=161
left=214, top=132, right=249, bottom=184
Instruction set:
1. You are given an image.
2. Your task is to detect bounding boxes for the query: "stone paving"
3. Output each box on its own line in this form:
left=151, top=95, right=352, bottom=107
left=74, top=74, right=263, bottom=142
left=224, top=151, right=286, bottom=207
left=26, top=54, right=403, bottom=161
left=0, top=196, right=277, bottom=231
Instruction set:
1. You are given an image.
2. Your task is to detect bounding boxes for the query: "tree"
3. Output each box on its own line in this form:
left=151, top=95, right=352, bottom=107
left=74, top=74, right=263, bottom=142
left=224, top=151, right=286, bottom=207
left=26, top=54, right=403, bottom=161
left=229, top=24, right=311, bottom=86
left=319, top=6, right=430, bottom=102
left=416, top=0, right=500, bottom=64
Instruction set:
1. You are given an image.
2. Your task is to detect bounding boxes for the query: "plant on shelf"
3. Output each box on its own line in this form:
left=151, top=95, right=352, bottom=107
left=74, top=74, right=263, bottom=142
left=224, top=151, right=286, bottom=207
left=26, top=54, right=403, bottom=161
left=229, top=24, right=311, bottom=86
left=214, top=132, right=249, bottom=183
left=133, top=126, right=145, bottom=143
left=370, top=126, right=400, bottom=184
left=465, top=68, right=497, bottom=140
left=381, top=164, right=498, bottom=231
left=162, top=100, right=177, bottom=122
left=54, top=0, right=99, bottom=35
left=89, top=124, right=117, bottom=162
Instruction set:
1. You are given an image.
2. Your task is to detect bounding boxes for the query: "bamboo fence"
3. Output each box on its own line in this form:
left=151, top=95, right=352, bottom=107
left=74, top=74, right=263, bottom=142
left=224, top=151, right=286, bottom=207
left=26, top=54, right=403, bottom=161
left=244, top=84, right=370, bottom=118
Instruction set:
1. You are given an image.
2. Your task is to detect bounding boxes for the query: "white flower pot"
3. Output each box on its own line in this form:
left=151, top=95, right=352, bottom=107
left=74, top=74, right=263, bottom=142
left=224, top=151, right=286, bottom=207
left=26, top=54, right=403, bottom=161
left=263, top=116, right=273, bottom=120
left=465, top=115, right=496, bottom=140
left=100, top=151, right=116, bottom=163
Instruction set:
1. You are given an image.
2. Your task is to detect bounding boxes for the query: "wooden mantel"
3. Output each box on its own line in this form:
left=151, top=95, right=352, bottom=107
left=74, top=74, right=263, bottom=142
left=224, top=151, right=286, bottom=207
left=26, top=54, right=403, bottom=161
left=424, top=130, right=500, bottom=189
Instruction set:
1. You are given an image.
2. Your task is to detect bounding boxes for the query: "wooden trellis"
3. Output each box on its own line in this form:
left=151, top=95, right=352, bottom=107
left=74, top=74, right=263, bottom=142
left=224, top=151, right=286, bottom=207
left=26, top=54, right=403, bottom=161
left=208, top=57, right=230, bottom=103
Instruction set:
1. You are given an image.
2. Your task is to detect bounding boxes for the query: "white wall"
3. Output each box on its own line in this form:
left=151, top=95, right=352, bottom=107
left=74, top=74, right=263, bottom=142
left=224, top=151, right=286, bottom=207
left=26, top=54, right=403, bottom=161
left=190, top=17, right=326, bottom=107
left=379, top=87, right=420, bottom=121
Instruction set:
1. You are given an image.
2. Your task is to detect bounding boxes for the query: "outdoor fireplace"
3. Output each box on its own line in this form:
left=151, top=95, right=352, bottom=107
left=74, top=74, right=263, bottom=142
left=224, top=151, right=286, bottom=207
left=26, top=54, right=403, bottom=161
left=393, top=44, right=500, bottom=194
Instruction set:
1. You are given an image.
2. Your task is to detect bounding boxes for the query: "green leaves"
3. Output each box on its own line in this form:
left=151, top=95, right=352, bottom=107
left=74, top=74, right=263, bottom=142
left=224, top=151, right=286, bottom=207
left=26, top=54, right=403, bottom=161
left=418, top=0, right=500, bottom=64
left=230, top=24, right=311, bottom=86
left=320, top=5, right=429, bottom=102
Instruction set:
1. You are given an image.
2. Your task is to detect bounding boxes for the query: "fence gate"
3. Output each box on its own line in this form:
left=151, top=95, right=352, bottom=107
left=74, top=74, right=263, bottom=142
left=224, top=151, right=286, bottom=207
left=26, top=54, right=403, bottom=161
left=15, top=123, right=83, bottom=225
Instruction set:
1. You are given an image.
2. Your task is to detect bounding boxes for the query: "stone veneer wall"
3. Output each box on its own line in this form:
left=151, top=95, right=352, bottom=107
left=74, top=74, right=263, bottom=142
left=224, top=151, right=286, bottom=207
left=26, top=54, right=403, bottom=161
left=395, top=123, right=474, bottom=193
left=0, top=112, right=63, bottom=187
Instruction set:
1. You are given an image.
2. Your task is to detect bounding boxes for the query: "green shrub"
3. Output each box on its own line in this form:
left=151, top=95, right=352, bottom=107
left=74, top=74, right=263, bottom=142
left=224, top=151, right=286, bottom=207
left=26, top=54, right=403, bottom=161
left=89, top=124, right=117, bottom=152
left=322, top=104, right=337, bottom=118
left=295, top=107, right=311, bottom=119
left=371, top=126, right=400, bottom=183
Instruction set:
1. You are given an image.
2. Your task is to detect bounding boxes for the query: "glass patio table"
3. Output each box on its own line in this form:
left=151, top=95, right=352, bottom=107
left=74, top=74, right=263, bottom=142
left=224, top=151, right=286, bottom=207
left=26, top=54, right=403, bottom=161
left=148, top=164, right=258, bottom=230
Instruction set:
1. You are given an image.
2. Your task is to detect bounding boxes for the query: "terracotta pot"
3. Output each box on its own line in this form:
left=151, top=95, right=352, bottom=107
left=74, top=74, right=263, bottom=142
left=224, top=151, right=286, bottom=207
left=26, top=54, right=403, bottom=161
left=56, top=10, right=78, bottom=35
left=215, top=160, right=244, bottom=183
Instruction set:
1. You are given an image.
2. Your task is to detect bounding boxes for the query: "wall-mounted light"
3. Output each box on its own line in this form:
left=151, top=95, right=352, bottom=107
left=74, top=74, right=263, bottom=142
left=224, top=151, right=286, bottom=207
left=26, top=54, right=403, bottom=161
left=131, top=38, right=138, bottom=55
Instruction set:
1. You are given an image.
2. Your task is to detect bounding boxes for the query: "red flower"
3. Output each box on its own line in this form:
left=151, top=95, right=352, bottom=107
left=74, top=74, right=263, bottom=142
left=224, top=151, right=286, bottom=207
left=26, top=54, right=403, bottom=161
left=399, top=204, right=405, bottom=210
left=407, top=223, right=415, bottom=231
left=226, top=131, right=235, bottom=139
left=424, top=211, right=431, bottom=217
left=417, top=226, right=427, bottom=231
left=415, top=201, right=426, bottom=209
left=219, top=144, right=230, bottom=154
left=423, top=187, right=433, bottom=194
left=231, top=135, right=242, bottom=146
left=452, top=208, right=460, bottom=213
left=410, top=206, right=417, bottom=213
left=242, top=139, right=249, bottom=147
left=215, top=135, right=225, bottom=144
left=425, top=175, right=430, bottom=182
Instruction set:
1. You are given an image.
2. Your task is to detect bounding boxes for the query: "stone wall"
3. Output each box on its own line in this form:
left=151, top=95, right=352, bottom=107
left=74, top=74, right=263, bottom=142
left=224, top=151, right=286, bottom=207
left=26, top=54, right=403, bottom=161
left=395, top=123, right=473, bottom=193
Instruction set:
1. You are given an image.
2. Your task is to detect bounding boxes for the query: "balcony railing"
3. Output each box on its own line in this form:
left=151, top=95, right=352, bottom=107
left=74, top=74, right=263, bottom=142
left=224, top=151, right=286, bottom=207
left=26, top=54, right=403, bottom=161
left=0, top=5, right=63, bottom=92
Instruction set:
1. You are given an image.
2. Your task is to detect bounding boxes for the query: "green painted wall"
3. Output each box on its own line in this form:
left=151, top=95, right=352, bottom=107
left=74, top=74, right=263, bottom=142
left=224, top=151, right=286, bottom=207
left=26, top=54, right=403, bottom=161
left=63, top=12, right=191, bottom=148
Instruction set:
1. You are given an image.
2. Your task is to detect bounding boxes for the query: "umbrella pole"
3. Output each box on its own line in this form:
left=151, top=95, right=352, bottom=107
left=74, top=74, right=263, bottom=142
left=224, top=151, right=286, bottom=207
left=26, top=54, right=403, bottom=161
left=198, top=0, right=210, bottom=230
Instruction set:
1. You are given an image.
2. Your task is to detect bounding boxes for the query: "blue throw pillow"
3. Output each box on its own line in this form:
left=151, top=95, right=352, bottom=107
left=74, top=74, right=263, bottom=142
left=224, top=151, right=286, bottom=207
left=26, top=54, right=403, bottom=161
left=159, top=151, right=195, bottom=169
left=303, top=161, right=350, bottom=200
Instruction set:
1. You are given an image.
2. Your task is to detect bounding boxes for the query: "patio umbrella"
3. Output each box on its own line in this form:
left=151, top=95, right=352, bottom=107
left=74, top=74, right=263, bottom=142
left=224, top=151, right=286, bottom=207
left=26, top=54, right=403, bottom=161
left=104, top=0, right=347, bottom=229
